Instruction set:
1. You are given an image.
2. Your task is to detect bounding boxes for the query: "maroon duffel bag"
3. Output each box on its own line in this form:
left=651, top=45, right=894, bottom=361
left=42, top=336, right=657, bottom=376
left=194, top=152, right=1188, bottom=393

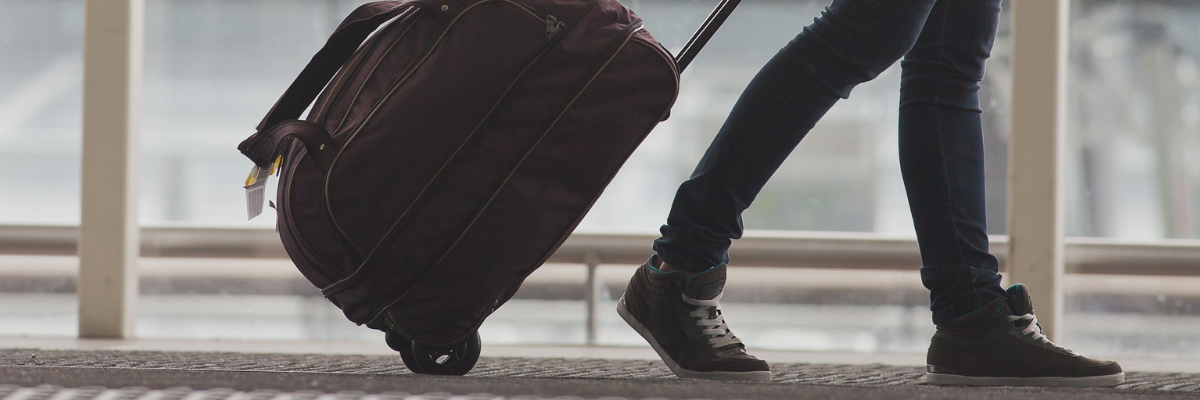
left=238, top=0, right=737, bottom=375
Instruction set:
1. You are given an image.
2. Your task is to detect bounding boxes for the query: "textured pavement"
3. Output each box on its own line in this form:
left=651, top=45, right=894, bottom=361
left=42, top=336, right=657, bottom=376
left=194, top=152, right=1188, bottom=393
left=2, top=349, right=1200, bottom=399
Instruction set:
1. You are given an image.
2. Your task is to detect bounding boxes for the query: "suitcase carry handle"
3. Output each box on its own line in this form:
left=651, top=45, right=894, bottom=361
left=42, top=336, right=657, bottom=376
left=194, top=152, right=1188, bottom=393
left=239, top=1, right=412, bottom=167
left=241, top=120, right=340, bottom=169
left=673, top=0, right=740, bottom=72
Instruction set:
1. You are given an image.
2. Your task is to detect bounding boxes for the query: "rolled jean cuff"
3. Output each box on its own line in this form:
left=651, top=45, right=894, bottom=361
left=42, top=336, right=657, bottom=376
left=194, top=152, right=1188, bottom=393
left=653, top=226, right=730, bottom=273
left=921, top=264, right=1006, bottom=325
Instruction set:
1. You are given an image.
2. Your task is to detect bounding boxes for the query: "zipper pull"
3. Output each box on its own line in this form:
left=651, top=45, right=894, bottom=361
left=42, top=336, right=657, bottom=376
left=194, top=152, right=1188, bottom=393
left=546, top=15, right=565, bottom=40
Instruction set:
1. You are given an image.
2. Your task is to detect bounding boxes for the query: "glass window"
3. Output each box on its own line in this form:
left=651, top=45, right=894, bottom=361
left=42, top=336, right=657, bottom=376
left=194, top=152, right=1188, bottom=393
left=0, top=0, right=82, bottom=338
left=1061, top=0, right=1200, bottom=360
left=1066, top=0, right=1200, bottom=240
left=0, top=0, right=1198, bottom=361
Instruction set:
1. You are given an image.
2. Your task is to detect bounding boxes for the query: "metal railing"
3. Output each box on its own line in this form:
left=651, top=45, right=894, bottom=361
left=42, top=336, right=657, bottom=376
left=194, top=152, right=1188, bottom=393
left=7, top=225, right=1200, bottom=272
left=4, top=224, right=1199, bottom=343
left=52, top=0, right=1200, bottom=346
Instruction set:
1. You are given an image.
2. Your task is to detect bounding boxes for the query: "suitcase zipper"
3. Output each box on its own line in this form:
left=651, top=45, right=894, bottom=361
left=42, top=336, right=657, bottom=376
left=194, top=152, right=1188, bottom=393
left=638, top=36, right=679, bottom=78
left=280, top=150, right=346, bottom=285
left=311, top=13, right=398, bottom=126
left=321, top=1, right=553, bottom=260
left=324, top=1, right=558, bottom=136
left=321, top=0, right=599, bottom=300
left=421, top=18, right=645, bottom=273
left=524, top=34, right=679, bottom=283
left=364, top=18, right=648, bottom=326
left=327, top=8, right=424, bottom=137
left=630, top=36, right=680, bottom=121
left=545, top=15, right=565, bottom=39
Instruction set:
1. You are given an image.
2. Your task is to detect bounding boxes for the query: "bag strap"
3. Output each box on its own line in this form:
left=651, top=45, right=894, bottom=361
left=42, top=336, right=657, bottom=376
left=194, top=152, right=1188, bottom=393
left=257, top=0, right=414, bottom=131
left=674, top=0, right=740, bottom=72
left=239, top=0, right=413, bottom=167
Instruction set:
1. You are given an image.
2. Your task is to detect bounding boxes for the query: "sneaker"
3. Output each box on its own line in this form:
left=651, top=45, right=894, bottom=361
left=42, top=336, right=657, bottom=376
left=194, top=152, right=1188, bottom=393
left=925, top=283, right=1124, bottom=387
left=616, top=255, right=771, bottom=381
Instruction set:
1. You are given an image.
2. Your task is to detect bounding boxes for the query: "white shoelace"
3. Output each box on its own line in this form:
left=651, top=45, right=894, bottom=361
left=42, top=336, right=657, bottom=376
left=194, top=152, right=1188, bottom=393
left=1007, top=313, right=1076, bottom=355
left=682, top=293, right=743, bottom=350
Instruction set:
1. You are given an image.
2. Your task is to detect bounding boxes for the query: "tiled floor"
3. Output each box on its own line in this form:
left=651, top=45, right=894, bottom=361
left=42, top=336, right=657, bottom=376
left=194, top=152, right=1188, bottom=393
left=1, top=348, right=1199, bottom=400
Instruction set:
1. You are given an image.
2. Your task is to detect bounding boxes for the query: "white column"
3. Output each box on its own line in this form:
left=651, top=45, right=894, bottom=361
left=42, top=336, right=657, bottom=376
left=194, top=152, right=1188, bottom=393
left=1006, top=0, right=1068, bottom=340
left=79, top=0, right=144, bottom=338
left=583, top=251, right=601, bottom=345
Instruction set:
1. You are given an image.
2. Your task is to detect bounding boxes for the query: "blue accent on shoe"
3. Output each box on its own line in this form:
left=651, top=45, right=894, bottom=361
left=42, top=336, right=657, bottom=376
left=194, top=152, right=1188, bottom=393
left=648, top=254, right=670, bottom=274
left=687, top=262, right=726, bottom=280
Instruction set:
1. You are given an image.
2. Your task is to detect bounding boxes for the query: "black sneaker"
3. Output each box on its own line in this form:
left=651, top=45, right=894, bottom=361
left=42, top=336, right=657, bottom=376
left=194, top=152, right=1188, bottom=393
left=926, top=283, right=1124, bottom=387
left=616, top=255, right=771, bottom=381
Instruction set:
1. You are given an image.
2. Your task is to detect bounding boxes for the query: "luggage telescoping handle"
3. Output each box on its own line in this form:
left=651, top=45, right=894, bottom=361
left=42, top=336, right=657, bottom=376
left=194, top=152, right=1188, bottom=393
left=673, top=0, right=741, bottom=72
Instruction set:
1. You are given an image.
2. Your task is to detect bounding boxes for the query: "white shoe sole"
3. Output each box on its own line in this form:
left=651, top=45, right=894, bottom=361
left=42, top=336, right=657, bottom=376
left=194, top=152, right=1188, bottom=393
left=617, top=296, right=773, bottom=382
left=926, top=372, right=1125, bottom=387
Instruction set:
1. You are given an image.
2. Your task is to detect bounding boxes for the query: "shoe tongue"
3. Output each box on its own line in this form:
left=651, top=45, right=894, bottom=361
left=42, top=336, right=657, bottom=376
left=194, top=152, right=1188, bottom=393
left=684, top=264, right=726, bottom=300
left=1006, top=283, right=1034, bottom=315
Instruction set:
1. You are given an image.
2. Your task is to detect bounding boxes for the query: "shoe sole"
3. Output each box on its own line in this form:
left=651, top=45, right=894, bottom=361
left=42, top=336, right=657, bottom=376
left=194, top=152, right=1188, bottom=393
left=926, top=372, right=1125, bottom=387
left=616, top=296, right=772, bottom=382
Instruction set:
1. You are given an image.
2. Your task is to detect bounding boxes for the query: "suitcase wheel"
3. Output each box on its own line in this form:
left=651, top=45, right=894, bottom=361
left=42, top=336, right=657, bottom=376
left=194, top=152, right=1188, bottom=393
left=385, top=330, right=422, bottom=373
left=387, top=330, right=481, bottom=375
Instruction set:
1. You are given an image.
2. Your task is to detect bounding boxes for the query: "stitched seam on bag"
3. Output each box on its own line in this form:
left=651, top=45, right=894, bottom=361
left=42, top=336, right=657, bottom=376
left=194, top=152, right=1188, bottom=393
left=368, top=20, right=644, bottom=328
left=532, top=35, right=675, bottom=272
left=319, top=3, right=487, bottom=268
left=514, top=36, right=678, bottom=302
left=281, top=152, right=344, bottom=285
left=311, top=11, right=401, bottom=126
left=319, top=0, right=556, bottom=297
left=634, top=37, right=680, bottom=122
left=330, top=8, right=421, bottom=135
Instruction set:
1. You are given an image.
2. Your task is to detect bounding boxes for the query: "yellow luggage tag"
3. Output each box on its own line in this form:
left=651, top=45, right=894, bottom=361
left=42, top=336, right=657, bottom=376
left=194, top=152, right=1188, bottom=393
left=244, top=156, right=281, bottom=220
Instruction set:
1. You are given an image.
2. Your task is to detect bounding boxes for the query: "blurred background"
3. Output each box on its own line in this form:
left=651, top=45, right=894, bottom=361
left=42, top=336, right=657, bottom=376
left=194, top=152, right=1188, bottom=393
left=1, top=0, right=1198, bottom=360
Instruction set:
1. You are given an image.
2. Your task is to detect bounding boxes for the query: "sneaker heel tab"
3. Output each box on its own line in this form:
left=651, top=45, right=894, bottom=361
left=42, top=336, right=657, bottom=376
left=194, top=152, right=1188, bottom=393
left=1005, top=283, right=1035, bottom=315
left=688, top=262, right=726, bottom=278
left=646, top=255, right=670, bottom=274
left=685, top=263, right=727, bottom=300
left=940, top=298, right=1009, bottom=326
left=979, top=297, right=1014, bottom=317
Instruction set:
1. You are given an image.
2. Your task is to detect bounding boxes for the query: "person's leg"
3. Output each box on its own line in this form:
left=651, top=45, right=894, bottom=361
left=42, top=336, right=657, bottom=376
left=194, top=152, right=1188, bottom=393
left=906, top=0, right=1122, bottom=387
left=896, top=0, right=1006, bottom=325
left=654, top=0, right=937, bottom=273
left=622, top=0, right=939, bottom=382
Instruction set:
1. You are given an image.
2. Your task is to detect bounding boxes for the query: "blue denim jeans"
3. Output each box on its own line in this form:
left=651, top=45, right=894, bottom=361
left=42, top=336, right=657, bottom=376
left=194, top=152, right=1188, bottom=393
left=653, top=0, right=1007, bottom=324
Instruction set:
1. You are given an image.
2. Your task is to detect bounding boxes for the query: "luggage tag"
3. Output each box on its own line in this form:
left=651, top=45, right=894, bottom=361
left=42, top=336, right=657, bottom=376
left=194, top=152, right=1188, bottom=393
left=244, top=156, right=281, bottom=220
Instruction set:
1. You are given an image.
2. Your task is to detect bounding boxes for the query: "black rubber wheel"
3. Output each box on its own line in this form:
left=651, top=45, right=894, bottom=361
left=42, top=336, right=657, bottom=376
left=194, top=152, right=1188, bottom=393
left=408, top=331, right=481, bottom=376
left=384, top=331, right=423, bottom=374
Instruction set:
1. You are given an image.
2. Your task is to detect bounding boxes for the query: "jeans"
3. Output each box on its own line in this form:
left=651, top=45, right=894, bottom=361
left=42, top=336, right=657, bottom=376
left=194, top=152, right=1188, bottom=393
left=653, top=0, right=1007, bottom=324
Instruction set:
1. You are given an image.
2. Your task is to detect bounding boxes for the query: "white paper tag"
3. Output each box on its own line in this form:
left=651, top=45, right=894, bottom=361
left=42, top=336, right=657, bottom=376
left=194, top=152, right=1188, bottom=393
left=244, top=165, right=270, bottom=220
left=243, top=156, right=280, bottom=220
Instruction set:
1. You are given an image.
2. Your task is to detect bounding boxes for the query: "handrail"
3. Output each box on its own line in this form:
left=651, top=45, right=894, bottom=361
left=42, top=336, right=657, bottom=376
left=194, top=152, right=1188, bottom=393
left=4, top=224, right=1199, bottom=343
left=1, top=225, right=1198, bottom=275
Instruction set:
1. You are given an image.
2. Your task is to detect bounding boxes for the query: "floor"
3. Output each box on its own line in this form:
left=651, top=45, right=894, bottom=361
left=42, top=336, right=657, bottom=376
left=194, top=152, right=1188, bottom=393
left=3, top=344, right=1200, bottom=400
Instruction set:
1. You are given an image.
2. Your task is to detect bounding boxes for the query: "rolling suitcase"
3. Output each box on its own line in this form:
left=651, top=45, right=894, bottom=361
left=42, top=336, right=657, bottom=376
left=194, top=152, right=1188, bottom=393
left=238, top=0, right=739, bottom=375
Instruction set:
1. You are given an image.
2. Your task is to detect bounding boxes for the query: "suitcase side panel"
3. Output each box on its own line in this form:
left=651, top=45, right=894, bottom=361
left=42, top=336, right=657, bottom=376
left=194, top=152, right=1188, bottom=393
left=384, top=37, right=679, bottom=344
left=324, top=1, right=557, bottom=256
left=318, top=7, right=425, bottom=137
left=326, top=1, right=646, bottom=328
left=277, top=7, right=440, bottom=282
